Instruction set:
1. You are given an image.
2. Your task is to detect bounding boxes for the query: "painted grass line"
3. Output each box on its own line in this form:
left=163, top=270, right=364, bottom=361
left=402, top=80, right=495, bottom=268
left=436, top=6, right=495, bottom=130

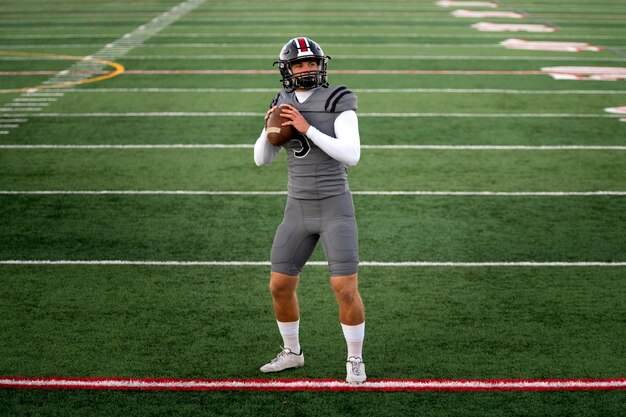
left=361, top=113, right=616, bottom=118
left=1, top=69, right=548, bottom=76
left=112, top=55, right=626, bottom=62
left=142, top=33, right=626, bottom=40
left=15, top=53, right=623, bottom=63
left=2, top=28, right=625, bottom=38
left=0, top=144, right=255, bottom=149
left=1, top=191, right=625, bottom=197
left=1, top=112, right=617, bottom=119
left=360, top=145, right=626, bottom=150
left=5, top=33, right=624, bottom=40
left=0, top=44, right=508, bottom=49
left=0, top=69, right=546, bottom=76
left=1, top=261, right=625, bottom=267
left=101, top=69, right=551, bottom=75
left=31, top=87, right=626, bottom=95
left=1, top=376, right=625, bottom=392
left=0, top=0, right=206, bottom=136
left=1, top=144, right=625, bottom=151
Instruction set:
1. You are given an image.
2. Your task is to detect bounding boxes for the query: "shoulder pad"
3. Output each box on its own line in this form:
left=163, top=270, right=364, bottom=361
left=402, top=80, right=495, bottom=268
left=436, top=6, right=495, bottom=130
left=324, top=86, right=357, bottom=113
left=269, top=92, right=281, bottom=109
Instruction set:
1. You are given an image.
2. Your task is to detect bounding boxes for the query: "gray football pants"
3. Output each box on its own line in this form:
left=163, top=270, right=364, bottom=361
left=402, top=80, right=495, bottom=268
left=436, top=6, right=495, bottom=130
left=271, top=192, right=359, bottom=276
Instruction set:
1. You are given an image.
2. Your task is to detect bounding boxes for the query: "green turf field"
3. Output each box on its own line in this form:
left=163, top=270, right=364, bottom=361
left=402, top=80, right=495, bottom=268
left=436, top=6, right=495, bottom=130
left=1, top=0, right=625, bottom=415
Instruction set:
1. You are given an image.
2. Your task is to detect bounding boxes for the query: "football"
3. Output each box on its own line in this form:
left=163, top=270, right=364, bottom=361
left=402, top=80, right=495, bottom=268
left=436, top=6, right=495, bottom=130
left=266, top=105, right=296, bottom=146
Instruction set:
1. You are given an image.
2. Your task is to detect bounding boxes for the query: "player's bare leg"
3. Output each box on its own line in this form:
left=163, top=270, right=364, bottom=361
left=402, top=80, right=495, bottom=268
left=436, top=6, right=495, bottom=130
left=260, top=272, right=304, bottom=373
left=269, top=271, right=300, bottom=322
left=330, top=274, right=364, bottom=324
left=331, top=273, right=366, bottom=383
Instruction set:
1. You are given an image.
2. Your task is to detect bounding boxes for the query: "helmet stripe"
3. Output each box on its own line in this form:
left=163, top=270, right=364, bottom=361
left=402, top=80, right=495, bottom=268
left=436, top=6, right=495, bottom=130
left=297, top=37, right=309, bottom=53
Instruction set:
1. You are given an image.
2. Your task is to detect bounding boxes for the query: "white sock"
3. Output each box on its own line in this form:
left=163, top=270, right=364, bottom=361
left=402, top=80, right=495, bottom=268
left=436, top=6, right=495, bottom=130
left=341, top=322, right=365, bottom=360
left=277, top=320, right=301, bottom=354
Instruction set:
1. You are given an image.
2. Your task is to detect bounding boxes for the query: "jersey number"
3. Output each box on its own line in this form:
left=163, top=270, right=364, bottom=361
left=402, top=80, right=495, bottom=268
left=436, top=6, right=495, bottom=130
left=292, top=135, right=311, bottom=158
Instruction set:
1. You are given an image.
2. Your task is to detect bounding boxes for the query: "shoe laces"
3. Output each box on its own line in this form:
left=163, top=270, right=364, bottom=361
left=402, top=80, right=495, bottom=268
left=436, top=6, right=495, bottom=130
left=348, top=357, right=363, bottom=375
left=271, top=347, right=292, bottom=364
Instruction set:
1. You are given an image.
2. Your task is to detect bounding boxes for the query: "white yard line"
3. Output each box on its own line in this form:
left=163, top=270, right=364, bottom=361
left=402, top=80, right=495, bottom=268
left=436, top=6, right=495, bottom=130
left=7, top=55, right=626, bottom=62
left=24, top=87, right=626, bottom=95
left=0, top=112, right=618, bottom=118
left=1, top=144, right=624, bottom=150
left=1, top=260, right=625, bottom=267
left=3, top=33, right=626, bottom=40
left=1, top=43, right=506, bottom=48
left=361, top=113, right=618, bottom=118
left=360, top=145, right=626, bottom=150
left=1, top=191, right=624, bottom=196
left=118, top=55, right=626, bottom=62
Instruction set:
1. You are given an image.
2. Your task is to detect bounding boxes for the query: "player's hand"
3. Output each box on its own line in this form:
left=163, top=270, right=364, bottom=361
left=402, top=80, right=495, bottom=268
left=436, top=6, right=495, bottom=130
left=280, top=105, right=311, bottom=134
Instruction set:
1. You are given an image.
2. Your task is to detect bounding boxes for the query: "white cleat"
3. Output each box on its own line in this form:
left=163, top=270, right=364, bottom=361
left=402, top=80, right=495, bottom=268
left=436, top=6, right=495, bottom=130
left=346, top=356, right=366, bottom=384
left=260, top=347, right=304, bottom=373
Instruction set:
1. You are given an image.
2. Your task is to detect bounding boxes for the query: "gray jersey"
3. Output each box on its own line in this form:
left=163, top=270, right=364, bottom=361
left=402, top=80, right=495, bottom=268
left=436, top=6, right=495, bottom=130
left=270, top=86, right=358, bottom=199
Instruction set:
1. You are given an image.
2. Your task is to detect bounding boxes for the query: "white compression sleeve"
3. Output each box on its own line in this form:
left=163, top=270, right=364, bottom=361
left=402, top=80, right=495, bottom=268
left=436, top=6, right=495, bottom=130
left=304, top=110, right=361, bottom=166
left=253, top=127, right=281, bottom=166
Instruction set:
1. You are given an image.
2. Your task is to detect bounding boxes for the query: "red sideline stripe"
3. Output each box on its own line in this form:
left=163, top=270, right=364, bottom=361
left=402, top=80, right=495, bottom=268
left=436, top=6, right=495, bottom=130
left=1, top=376, right=625, bottom=392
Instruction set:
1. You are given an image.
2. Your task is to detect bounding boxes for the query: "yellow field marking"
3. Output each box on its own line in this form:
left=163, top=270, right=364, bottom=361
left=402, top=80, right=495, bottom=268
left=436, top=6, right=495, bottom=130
left=0, top=51, right=124, bottom=93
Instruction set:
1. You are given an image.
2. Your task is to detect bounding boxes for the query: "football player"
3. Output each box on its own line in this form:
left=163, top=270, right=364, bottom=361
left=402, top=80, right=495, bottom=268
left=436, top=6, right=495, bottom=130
left=254, top=37, right=366, bottom=384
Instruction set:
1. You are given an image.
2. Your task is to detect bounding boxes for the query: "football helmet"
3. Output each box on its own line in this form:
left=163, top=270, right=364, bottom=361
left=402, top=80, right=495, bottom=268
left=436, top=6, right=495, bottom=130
left=274, top=37, right=330, bottom=92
